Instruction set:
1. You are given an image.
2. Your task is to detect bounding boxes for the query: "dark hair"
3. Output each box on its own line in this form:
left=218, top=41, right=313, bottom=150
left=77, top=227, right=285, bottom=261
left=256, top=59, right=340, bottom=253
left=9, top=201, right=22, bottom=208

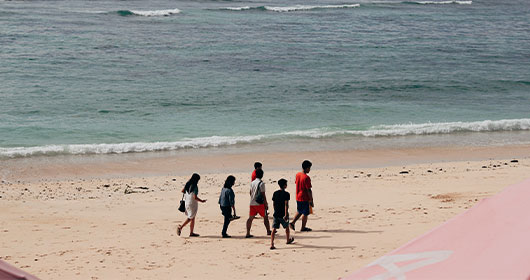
left=278, top=178, right=287, bottom=188
left=302, top=160, right=312, bottom=170
left=254, top=162, right=262, bottom=169
left=224, top=175, right=236, bottom=189
left=255, top=168, right=264, bottom=179
left=184, top=173, right=200, bottom=193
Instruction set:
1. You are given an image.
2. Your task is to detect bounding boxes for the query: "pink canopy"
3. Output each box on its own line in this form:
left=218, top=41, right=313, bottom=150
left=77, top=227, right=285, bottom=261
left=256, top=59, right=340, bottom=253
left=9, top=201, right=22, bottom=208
left=343, top=178, right=530, bottom=280
left=0, top=260, right=40, bottom=280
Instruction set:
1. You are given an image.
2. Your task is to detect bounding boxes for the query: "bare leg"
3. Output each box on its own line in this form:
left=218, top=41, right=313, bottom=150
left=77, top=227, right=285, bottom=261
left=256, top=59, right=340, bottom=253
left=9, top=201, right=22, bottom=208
left=270, top=228, right=277, bottom=249
left=190, top=217, right=195, bottom=234
left=301, top=215, right=308, bottom=229
left=181, top=218, right=191, bottom=228
left=177, top=218, right=190, bottom=236
left=264, top=215, right=271, bottom=234
left=291, top=213, right=302, bottom=224
left=246, top=216, right=255, bottom=236
left=290, top=213, right=302, bottom=230
left=180, top=218, right=191, bottom=231
left=285, top=227, right=290, bottom=242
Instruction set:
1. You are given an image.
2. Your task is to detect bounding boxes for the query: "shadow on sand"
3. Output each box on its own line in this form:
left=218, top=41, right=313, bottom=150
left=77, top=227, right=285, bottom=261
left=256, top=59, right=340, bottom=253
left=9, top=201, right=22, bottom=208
left=195, top=228, right=382, bottom=240
left=197, top=234, right=332, bottom=240
left=312, top=229, right=383, bottom=234
left=274, top=243, right=358, bottom=250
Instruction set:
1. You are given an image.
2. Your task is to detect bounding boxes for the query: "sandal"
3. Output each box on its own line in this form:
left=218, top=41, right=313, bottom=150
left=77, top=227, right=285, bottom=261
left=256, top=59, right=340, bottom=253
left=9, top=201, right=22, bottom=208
left=177, top=225, right=182, bottom=236
left=245, top=234, right=254, bottom=238
left=287, top=237, right=295, bottom=244
left=189, top=233, right=200, bottom=237
left=270, top=246, right=276, bottom=250
left=300, top=227, right=312, bottom=232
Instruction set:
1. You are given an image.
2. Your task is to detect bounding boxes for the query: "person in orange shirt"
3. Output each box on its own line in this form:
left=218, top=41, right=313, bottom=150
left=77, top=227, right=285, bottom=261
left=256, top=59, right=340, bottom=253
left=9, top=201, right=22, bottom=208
left=290, top=160, right=314, bottom=232
left=251, top=161, right=262, bottom=181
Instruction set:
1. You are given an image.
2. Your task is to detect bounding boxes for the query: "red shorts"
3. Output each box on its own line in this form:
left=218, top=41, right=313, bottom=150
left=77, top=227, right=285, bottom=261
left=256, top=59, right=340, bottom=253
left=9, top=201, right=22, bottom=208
left=249, top=204, right=266, bottom=217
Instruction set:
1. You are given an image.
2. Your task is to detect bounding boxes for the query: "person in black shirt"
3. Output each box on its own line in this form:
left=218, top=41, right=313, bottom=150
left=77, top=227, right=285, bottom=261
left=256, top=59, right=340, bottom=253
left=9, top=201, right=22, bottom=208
left=270, top=178, right=294, bottom=250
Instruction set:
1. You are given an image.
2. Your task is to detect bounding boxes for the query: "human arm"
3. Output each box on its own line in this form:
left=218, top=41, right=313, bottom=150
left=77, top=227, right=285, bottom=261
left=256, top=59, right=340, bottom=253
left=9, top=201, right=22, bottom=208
left=284, top=200, right=289, bottom=221
left=193, top=193, right=206, bottom=203
left=306, top=177, right=314, bottom=207
left=263, top=192, right=268, bottom=210
left=230, top=190, right=236, bottom=215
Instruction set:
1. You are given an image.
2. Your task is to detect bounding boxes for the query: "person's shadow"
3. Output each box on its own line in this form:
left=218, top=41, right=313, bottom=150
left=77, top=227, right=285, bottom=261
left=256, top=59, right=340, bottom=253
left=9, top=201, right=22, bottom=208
left=198, top=234, right=332, bottom=240
left=274, top=243, right=358, bottom=250
left=273, top=228, right=383, bottom=250
left=312, top=229, right=383, bottom=234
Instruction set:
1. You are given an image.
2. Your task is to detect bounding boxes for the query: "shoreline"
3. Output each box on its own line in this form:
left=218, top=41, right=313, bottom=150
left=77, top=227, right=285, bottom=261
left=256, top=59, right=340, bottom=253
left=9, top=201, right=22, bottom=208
left=1, top=142, right=529, bottom=182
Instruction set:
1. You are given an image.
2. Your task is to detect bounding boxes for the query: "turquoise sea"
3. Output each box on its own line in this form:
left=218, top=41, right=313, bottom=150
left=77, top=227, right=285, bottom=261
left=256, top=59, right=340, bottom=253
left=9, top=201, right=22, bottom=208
left=1, top=0, right=529, bottom=158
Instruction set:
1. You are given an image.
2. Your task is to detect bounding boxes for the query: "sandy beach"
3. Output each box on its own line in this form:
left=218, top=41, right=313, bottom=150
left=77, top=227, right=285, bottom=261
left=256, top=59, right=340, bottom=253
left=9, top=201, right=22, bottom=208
left=1, top=144, right=529, bottom=279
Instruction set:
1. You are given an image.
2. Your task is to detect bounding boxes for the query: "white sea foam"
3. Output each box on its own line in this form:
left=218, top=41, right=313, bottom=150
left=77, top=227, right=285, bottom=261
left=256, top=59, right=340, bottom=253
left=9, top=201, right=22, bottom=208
left=0, top=135, right=264, bottom=158
left=359, top=118, right=530, bottom=136
left=409, top=1, right=472, bottom=4
left=263, top=4, right=361, bottom=12
left=129, top=8, right=181, bottom=16
left=223, top=6, right=251, bottom=11
left=281, top=119, right=530, bottom=138
left=1, top=119, right=529, bottom=158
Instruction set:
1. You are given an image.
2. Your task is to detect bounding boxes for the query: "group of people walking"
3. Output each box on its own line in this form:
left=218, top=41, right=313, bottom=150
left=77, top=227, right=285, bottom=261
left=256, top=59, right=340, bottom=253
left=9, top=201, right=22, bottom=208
left=177, top=160, right=315, bottom=250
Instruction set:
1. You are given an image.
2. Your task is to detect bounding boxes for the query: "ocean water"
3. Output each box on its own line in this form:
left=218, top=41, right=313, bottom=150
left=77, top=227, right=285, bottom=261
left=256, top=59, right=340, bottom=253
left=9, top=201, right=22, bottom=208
left=1, top=0, right=529, bottom=158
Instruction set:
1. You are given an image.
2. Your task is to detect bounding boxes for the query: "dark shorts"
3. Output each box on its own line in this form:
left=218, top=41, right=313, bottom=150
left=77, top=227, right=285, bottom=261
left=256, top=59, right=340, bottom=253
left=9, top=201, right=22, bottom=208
left=297, top=201, right=310, bottom=216
left=220, top=206, right=232, bottom=217
left=272, top=216, right=289, bottom=229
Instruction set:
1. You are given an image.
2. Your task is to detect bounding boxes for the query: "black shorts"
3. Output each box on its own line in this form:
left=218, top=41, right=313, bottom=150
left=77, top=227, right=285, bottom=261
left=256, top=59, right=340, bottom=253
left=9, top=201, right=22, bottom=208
left=272, top=216, right=289, bottom=229
left=297, top=201, right=310, bottom=216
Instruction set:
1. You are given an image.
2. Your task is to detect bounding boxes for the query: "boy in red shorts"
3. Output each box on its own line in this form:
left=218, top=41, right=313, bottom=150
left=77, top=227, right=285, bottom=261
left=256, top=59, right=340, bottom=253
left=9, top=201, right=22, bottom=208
left=290, top=160, right=313, bottom=232
left=246, top=168, right=271, bottom=238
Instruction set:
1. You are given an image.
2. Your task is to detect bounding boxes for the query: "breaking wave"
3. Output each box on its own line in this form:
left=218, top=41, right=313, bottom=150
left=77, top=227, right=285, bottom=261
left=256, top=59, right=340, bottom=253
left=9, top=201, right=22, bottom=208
left=402, top=1, right=472, bottom=4
left=221, top=4, right=360, bottom=12
left=115, top=8, right=181, bottom=17
left=1, top=119, right=529, bottom=158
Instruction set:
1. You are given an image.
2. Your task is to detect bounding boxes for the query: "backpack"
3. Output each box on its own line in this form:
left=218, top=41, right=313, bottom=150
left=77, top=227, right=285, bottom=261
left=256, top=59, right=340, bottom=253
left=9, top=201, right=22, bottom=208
left=254, top=181, right=264, bottom=205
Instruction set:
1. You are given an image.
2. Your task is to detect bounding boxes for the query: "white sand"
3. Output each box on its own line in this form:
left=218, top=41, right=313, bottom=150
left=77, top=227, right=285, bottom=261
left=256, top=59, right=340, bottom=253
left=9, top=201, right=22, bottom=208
left=1, top=145, right=529, bottom=279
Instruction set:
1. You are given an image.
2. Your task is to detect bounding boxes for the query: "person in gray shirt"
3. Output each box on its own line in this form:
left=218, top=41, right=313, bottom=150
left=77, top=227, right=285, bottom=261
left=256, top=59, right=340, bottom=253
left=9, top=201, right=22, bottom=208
left=219, top=175, right=237, bottom=238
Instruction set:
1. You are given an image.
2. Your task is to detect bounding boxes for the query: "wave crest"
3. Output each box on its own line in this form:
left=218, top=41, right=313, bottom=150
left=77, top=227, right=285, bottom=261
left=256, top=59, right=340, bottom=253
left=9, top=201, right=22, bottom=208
left=116, top=8, right=181, bottom=17
left=1, top=119, right=529, bottom=158
left=222, top=6, right=251, bottom=11
left=221, top=4, right=360, bottom=12
left=402, top=1, right=472, bottom=4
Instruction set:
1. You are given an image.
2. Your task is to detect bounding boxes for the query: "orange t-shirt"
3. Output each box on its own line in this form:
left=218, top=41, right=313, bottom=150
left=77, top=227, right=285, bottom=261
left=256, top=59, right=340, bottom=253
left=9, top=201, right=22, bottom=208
left=295, top=172, right=312, bottom=202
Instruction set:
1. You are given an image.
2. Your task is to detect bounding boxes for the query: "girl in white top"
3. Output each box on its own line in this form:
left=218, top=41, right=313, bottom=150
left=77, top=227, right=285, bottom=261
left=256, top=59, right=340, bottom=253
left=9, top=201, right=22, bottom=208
left=177, top=173, right=207, bottom=237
